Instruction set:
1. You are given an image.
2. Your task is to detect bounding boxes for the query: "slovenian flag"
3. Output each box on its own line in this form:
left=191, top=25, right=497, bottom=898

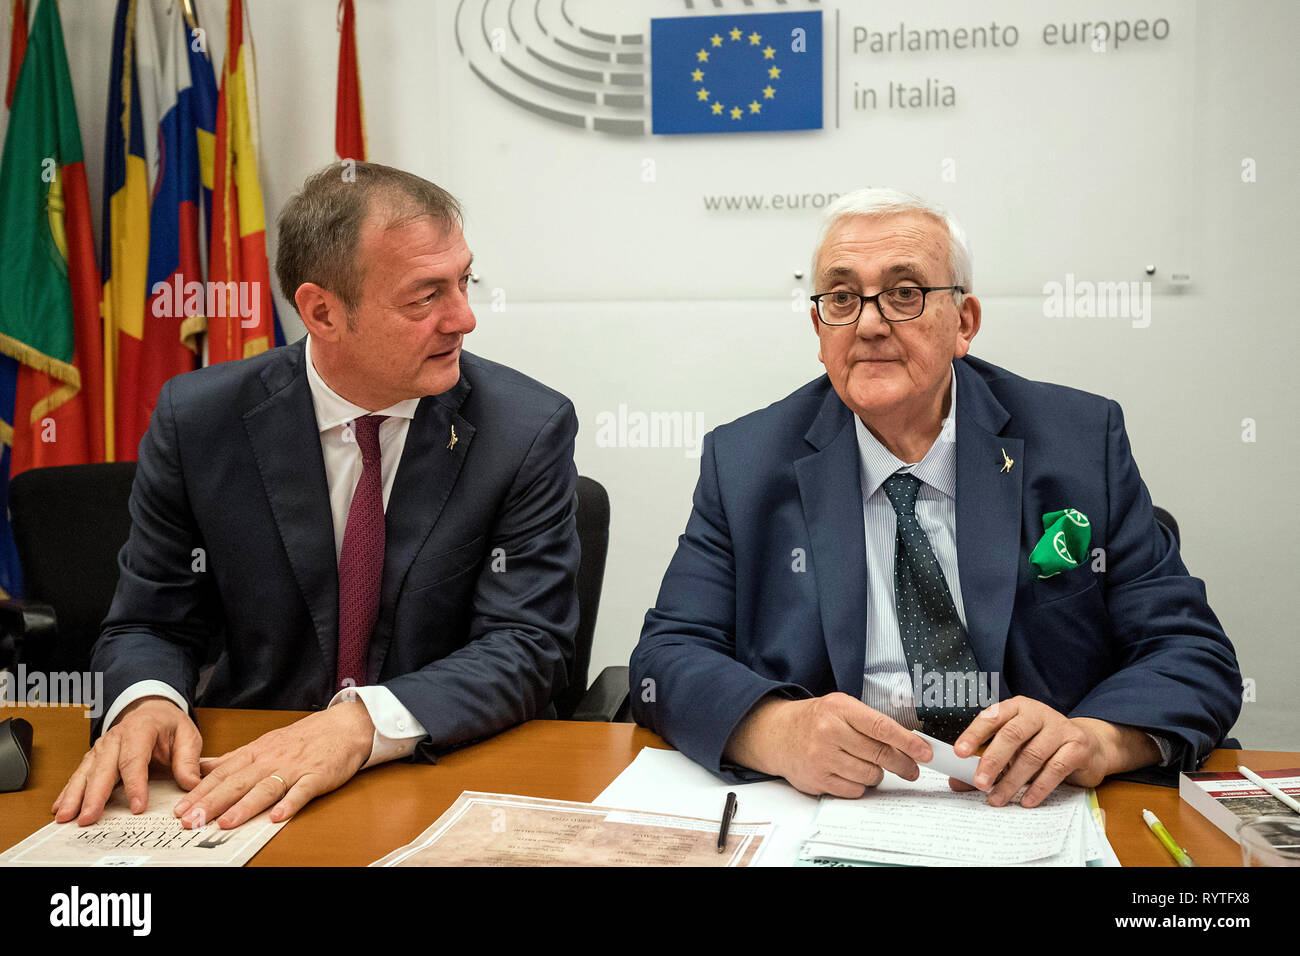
left=651, top=10, right=822, bottom=135
left=116, top=0, right=212, bottom=461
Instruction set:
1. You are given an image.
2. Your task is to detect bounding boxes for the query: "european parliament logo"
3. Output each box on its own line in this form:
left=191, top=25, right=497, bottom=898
left=651, top=11, right=823, bottom=135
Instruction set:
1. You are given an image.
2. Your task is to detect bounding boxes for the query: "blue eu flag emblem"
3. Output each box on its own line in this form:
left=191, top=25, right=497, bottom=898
left=651, top=11, right=823, bottom=135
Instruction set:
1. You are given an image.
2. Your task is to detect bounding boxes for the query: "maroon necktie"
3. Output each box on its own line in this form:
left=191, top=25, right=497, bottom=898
left=336, top=414, right=388, bottom=690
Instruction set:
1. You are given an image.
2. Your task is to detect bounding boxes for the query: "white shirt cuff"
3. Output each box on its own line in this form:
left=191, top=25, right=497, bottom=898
left=327, top=684, right=427, bottom=769
left=1146, top=732, right=1175, bottom=767
left=102, top=680, right=189, bottom=731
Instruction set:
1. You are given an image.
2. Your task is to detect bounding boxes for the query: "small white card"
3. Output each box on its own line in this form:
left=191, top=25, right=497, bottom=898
left=915, top=730, right=981, bottom=787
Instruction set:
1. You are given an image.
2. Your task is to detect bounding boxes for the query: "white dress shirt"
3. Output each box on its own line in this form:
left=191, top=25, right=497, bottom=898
left=103, top=336, right=428, bottom=769
left=857, top=368, right=963, bottom=731
left=853, top=365, right=1172, bottom=765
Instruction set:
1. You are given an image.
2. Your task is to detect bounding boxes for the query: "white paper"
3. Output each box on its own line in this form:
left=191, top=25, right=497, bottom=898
left=812, top=767, right=1083, bottom=865
left=595, top=747, right=821, bottom=867
left=914, top=730, right=982, bottom=786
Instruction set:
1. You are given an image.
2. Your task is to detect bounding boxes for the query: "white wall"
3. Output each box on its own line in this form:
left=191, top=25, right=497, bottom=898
left=3, top=0, right=1295, bottom=748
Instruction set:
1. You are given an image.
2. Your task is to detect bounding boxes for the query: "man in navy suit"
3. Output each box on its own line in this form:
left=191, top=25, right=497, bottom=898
left=631, top=188, right=1240, bottom=807
left=53, top=163, right=579, bottom=828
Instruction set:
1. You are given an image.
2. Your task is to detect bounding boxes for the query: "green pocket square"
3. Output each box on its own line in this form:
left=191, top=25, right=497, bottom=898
left=1030, top=509, right=1092, bottom=579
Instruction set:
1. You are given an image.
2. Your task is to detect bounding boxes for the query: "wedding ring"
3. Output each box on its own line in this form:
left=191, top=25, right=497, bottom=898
left=269, top=774, right=288, bottom=793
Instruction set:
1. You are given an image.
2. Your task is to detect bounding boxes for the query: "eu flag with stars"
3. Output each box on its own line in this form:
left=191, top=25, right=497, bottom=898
left=651, top=11, right=822, bottom=135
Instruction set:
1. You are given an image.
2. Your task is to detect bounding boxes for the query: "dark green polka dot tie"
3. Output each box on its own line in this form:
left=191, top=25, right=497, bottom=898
left=883, top=472, right=982, bottom=742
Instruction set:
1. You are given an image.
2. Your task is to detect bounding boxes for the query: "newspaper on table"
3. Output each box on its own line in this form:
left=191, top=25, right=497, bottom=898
left=0, top=780, right=285, bottom=867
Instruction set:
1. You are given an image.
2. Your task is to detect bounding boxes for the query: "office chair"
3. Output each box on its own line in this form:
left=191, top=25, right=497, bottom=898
left=562, top=475, right=630, bottom=721
left=1, top=462, right=138, bottom=678
left=0, top=462, right=630, bottom=719
left=1153, top=506, right=1180, bottom=548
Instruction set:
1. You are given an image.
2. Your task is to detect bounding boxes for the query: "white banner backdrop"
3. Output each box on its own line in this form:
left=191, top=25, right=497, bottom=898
left=434, top=0, right=1196, bottom=301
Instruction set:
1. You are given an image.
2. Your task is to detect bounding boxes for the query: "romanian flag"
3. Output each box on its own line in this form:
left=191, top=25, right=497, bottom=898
left=208, top=0, right=282, bottom=365
left=336, top=0, right=365, bottom=161
left=116, top=0, right=214, bottom=461
left=0, top=0, right=106, bottom=481
left=102, top=0, right=164, bottom=461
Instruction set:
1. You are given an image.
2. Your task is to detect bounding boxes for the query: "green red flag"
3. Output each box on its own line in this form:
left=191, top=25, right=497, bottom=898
left=0, top=0, right=106, bottom=475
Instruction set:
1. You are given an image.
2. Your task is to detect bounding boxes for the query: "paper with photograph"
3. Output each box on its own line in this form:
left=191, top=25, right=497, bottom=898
left=371, top=791, right=773, bottom=867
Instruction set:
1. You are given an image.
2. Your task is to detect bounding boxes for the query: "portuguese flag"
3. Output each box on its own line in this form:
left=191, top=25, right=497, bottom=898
left=0, top=0, right=106, bottom=475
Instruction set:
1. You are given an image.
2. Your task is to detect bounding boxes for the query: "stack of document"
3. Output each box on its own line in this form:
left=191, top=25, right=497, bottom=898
left=597, top=747, right=1119, bottom=867
left=802, top=767, right=1113, bottom=866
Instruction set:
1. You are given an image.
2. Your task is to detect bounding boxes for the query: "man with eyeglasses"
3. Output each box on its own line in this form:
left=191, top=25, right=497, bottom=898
left=631, top=188, right=1240, bottom=806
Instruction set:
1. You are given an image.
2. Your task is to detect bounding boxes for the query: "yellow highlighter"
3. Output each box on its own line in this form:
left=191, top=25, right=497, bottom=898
left=1143, top=808, right=1197, bottom=867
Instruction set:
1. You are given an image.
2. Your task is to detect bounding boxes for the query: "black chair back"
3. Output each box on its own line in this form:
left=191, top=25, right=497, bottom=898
left=9, top=462, right=138, bottom=673
left=1153, top=506, right=1180, bottom=548
left=8, top=463, right=613, bottom=717
left=556, top=475, right=609, bottom=719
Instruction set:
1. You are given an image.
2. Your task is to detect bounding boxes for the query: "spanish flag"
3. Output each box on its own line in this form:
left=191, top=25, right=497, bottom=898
left=0, top=0, right=106, bottom=479
left=207, top=0, right=281, bottom=365
left=336, top=0, right=365, bottom=161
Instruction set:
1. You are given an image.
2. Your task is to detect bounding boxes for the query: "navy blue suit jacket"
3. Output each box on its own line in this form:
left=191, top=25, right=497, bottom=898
left=93, top=339, right=580, bottom=760
left=631, top=356, right=1241, bottom=781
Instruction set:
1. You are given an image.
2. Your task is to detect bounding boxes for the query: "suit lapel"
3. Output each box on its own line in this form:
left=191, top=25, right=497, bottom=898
left=368, top=374, right=475, bottom=677
left=242, top=340, right=339, bottom=671
left=953, top=359, right=1023, bottom=677
left=794, top=387, right=868, bottom=697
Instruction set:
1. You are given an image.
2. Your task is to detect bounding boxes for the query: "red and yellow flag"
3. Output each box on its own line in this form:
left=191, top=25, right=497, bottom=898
left=207, top=0, right=276, bottom=364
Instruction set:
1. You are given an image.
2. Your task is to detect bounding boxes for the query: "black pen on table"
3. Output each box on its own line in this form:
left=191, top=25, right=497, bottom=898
left=717, top=791, right=738, bottom=852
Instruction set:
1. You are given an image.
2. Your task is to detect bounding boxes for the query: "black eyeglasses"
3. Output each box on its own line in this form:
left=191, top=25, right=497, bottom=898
left=810, top=286, right=965, bottom=325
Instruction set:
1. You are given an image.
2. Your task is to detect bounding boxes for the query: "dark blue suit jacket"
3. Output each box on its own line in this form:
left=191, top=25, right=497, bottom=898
left=631, top=356, right=1241, bottom=781
left=93, top=339, right=580, bottom=760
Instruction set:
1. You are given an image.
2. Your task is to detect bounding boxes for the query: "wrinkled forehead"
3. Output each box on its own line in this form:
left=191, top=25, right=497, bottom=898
left=814, top=211, right=950, bottom=281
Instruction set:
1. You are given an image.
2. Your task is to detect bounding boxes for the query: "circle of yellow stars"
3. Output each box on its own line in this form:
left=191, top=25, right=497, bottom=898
left=691, top=26, right=779, bottom=122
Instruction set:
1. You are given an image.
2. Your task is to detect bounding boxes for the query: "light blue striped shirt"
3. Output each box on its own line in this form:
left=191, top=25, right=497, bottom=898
left=853, top=367, right=1173, bottom=765
left=856, top=367, right=963, bottom=730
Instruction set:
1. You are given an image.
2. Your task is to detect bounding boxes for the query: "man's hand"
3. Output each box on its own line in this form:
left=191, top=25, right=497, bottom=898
left=725, top=693, right=933, bottom=797
left=951, top=697, right=1160, bottom=807
left=173, top=701, right=375, bottom=829
left=52, top=696, right=202, bottom=826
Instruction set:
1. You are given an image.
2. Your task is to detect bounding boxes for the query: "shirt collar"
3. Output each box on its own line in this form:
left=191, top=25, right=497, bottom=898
left=303, top=335, right=422, bottom=433
left=855, top=364, right=958, bottom=501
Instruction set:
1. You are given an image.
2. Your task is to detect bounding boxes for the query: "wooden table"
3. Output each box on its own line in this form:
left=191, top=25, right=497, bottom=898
left=2, top=705, right=1293, bottom=866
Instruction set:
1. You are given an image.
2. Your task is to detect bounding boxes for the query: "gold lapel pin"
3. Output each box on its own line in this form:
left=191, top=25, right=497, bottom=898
left=1000, top=448, right=1014, bottom=473
left=446, top=425, right=458, bottom=451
